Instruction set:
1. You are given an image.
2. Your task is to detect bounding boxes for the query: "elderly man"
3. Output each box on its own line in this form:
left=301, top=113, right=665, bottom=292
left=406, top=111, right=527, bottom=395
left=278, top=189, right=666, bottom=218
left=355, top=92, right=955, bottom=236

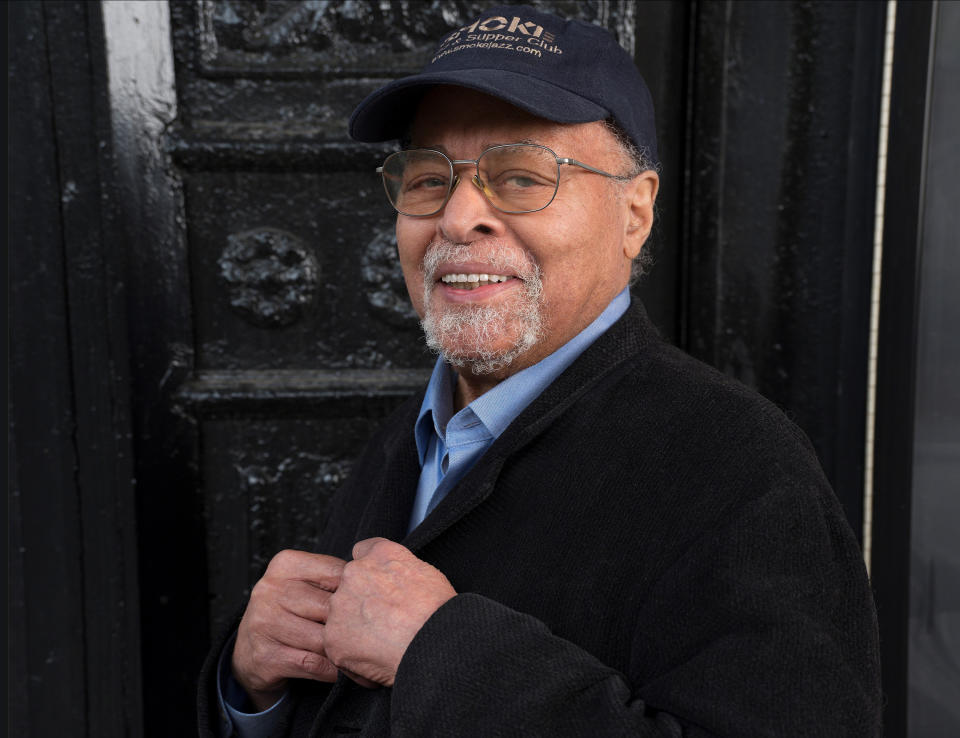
left=199, top=5, right=881, bottom=736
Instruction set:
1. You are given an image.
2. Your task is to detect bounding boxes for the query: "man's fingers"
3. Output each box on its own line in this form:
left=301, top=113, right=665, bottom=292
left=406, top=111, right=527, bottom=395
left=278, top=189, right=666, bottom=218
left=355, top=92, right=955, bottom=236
left=233, top=609, right=338, bottom=690
left=351, top=537, right=386, bottom=560
left=285, top=645, right=339, bottom=682
left=266, top=548, right=346, bottom=590
left=252, top=606, right=329, bottom=656
left=271, top=578, right=334, bottom=623
left=248, top=642, right=339, bottom=684
left=232, top=549, right=350, bottom=704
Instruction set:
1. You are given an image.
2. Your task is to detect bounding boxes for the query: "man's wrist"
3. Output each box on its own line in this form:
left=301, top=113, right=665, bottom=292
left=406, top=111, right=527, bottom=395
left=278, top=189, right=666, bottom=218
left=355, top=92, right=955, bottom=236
left=217, top=632, right=290, bottom=737
left=230, top=638, right=287, bottom=712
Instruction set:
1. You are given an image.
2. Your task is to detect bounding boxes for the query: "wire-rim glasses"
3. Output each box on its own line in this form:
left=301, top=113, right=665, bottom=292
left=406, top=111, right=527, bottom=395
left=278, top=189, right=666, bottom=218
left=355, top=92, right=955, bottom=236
left=376, top=143, right=628, bottom=217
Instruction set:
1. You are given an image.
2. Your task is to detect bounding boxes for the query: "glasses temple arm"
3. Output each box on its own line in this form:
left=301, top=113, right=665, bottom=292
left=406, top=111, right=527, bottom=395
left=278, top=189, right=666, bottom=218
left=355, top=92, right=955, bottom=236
left=557, top=157, right=626, bottom=180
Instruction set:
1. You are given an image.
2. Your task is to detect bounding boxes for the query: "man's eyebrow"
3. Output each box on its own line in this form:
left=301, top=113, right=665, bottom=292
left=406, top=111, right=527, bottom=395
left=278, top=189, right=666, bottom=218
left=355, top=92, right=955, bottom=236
left=477, top=137, right=546, bottom=149
left=407, top=137, right=547, bottom=153
left=410, top=143, right=449, bottom=153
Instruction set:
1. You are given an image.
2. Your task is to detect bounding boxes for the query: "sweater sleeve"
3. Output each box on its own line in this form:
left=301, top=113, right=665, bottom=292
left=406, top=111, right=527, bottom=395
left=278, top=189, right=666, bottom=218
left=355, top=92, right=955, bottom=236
left=391, top=593, right=685, bottom=737
left=389, top=484, right=881, bottom=737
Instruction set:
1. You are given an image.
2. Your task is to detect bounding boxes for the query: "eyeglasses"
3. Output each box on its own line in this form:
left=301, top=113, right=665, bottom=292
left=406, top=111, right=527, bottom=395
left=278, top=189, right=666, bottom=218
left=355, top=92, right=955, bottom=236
left=376, top=143, right=628, bottom=217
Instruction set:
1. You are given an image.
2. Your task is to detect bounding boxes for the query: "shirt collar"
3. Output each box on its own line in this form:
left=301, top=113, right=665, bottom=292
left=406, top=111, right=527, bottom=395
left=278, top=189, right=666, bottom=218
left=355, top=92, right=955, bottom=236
left=414, top=358, right=456, bottom=464
left=414, top=287, right=631, bottom=464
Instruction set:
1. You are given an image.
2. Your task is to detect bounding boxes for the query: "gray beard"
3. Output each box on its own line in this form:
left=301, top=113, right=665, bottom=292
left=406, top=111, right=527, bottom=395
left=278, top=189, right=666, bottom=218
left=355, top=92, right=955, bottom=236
left=420, top=239, right=544, bottom=375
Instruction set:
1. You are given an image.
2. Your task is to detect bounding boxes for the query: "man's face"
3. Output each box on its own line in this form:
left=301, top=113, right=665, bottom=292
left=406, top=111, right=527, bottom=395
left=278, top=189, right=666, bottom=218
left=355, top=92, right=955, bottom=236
left=396, top=86, right=656, bottom=383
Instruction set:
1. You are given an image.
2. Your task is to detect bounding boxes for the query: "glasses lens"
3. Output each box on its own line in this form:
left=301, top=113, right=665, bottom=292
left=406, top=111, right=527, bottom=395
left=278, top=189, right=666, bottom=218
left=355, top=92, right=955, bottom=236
left=478, top=144, right=560, bottom=213
left=381, top=150, right=452, bottom=216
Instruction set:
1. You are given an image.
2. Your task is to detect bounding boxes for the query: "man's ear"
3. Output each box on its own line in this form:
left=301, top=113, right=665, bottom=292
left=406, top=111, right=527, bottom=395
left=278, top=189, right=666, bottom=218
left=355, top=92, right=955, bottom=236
left=622, top=171, right=659, bottom=260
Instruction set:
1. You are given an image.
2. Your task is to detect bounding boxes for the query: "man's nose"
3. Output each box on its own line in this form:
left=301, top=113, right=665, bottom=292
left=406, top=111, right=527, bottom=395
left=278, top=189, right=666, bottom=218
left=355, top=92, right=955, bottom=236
left=437, top=171, right=503, bottom=242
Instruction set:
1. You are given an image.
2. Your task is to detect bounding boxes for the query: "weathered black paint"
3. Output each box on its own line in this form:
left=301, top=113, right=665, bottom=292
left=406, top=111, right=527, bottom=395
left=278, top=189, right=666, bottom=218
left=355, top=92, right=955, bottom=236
left=9, top=1, right=144, bottom=735
left=9, top=5, right=88, bottom=732
left=685, top=0, right=884, bottom=541
left=9, top=1, right=896, bottom=735
left=630, top=0, right=692, bottom=344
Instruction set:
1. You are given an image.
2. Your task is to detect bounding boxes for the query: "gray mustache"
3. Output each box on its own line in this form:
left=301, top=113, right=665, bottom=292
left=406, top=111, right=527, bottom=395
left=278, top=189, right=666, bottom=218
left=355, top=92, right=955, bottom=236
left=421, top=239, right=542, bottom=288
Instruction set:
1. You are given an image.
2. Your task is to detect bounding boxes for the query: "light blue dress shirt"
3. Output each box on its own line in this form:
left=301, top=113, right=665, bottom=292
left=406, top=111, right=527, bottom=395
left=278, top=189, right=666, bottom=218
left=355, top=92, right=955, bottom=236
left=219, top=287, right=631, bottom=737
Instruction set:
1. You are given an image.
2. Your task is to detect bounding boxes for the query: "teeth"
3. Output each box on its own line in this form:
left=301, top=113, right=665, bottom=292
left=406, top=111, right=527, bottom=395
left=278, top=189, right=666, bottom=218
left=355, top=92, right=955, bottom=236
left=441, top=273, right=514, bottom=289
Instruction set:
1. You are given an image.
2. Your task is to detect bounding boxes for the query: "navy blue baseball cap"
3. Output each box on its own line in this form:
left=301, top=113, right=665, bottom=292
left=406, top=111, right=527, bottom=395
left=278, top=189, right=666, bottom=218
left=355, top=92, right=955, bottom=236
left=348, top=4, right=658, bottom=164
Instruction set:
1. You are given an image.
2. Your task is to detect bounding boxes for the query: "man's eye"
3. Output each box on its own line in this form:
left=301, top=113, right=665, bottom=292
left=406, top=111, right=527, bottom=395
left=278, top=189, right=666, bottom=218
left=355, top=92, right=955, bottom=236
left=405, top=174, right=449, bottom=191
left=507, top=175, right=539, bottom=188
left=492, top=170, right=549, bottom=189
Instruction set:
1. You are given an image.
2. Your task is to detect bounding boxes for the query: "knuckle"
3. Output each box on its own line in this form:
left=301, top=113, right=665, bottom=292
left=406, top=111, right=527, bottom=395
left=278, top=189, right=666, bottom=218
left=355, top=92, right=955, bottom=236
left=373, top=538, right=400, bottom=555
left=339, top=560, right=357, bottom=583
left=268, top=548, right=297, bottom=573
left=250, top=594, right=276, bottom=621
left=245, top=610, right=264, bottom=635
left=325, top=644, right=344, bottom=669
left=250, top=577, right=271, bottom=601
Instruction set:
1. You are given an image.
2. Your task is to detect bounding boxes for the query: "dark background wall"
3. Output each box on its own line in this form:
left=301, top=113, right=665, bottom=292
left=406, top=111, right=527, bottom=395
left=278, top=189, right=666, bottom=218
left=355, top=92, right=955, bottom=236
left=8, top=1, right=943, bottom=735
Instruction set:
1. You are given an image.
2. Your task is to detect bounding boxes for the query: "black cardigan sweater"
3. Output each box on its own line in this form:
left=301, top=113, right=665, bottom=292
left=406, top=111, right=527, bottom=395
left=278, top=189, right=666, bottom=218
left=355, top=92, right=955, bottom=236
left=199, top=302, right=882, bottom=737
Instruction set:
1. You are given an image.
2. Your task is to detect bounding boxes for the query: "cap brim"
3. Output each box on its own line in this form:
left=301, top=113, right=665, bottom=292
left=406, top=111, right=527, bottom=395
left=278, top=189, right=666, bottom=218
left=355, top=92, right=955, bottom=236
left=348, top=69, right=611, bottom=143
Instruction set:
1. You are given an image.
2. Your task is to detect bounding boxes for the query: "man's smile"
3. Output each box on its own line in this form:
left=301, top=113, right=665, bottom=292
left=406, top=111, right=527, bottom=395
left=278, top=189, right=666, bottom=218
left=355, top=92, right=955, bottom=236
left=426, top=253, right=529, bottom=305
left=437, top=269, right=519, bottom=302
left=435, top=271, right=521, bottom=303
left=440, top=273, right=515, bottom=289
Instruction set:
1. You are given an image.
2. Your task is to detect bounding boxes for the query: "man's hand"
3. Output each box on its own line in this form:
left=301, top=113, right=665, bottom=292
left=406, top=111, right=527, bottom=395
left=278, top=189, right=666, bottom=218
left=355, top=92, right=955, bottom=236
left=323, top=538, right=457, bottom=687
left=232, top=549, right=346, bottom=711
